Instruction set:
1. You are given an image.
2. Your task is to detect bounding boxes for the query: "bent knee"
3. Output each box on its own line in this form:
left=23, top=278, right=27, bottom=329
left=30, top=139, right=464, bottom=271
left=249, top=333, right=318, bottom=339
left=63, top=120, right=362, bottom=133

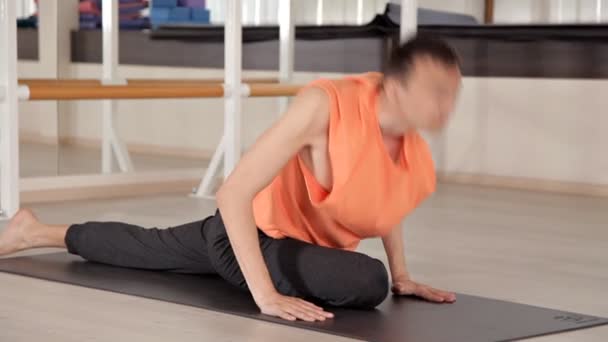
left=359, top=259, right=389, bottom=307
left=337, top=257, right=389, bottom=309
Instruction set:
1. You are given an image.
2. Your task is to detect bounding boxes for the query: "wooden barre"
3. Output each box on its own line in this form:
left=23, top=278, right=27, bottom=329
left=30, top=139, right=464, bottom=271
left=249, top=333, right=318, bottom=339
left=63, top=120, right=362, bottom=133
left=248, top=84, right=302, bottom=97
left=22, top=83, right=303, bottom=100
left=18, top=77, right=278, bottom=87
left=25, top=84, right=224, bottom=100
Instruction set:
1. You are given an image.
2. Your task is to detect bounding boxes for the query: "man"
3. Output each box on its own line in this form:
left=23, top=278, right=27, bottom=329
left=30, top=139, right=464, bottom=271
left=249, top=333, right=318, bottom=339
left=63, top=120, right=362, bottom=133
left=0, top=34, right=462, bottom=323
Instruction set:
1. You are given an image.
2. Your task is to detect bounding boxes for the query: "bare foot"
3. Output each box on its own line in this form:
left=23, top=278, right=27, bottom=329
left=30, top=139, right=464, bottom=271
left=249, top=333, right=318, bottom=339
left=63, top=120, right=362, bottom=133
left=0, top=208, right=39, bottom=256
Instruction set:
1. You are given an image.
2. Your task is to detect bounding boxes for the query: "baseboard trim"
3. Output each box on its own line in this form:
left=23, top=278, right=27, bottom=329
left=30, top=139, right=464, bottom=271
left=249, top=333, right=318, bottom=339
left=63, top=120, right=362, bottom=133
left=20, top=132, right=59, bottom=146
left=20, top=168, right=218, bottom=204
left=60, top=136, right=215, bottom=160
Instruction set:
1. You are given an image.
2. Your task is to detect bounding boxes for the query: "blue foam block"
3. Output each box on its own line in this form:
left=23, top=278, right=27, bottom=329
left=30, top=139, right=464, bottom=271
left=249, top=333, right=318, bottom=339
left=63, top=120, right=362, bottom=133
left=178, top=0, right=205, bottom=7
left=191, top=8, right=209, bottom=23
left=151, top=0, right=177, bottom=8
left=150, top=8, right=170, bottom=21
left=169, top=7, right=191, bottom=21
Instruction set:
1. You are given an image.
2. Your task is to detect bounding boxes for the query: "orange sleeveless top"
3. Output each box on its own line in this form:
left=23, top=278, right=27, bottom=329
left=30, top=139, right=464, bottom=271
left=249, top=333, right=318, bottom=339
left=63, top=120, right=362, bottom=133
left=252, top=72, right=436, bottom=251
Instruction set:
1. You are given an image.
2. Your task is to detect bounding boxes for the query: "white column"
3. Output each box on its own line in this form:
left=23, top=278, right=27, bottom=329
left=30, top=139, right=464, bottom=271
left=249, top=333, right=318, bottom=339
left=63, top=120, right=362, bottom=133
left=316, top=0, right=324, bottom=25
left=357, top=0, right=365, bottom=24
left=400, top=0, right=417, bottom=42
left=102, top=0, right=118, bottom=173
left=223, top=0, right=242, bottom=178
left=0, top=0, right=20, bottom=219
left=102, top=0, right=133, bottom=173
left=242, top=0, right=250, bottom=25
left=278, top=0, right=294, bottom=115
left=102, top=0, right=119, bottom=84
left=596, top=0, right=603, bottom=22
left=556, top=0, right=564, bottom=23
left=254, top=0, right=262, bottom=25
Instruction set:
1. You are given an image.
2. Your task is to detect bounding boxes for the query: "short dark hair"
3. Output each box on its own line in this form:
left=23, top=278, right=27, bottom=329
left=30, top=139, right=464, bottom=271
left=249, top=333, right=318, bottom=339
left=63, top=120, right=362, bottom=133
left=383, top=34, right=460, bottom=81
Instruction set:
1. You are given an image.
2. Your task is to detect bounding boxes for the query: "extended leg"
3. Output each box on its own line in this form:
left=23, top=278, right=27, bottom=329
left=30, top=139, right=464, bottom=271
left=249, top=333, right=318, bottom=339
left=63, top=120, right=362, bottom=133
left=0, top=209, right=215, bottom=274
left=66, top=216, right=215, bottom=274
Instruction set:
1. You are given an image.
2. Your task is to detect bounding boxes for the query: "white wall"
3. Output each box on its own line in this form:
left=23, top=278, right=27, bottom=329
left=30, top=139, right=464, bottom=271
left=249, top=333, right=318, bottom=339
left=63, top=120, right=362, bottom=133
left=226, top=0, right=608, bottom=25
left=207, top=0, right=484, bottom=26
left=442, top=77, right=608, bottom=184
left=495, top=0, right=607, bottom=23
left=17, top=61, right=608, bottom=186
left=416, top=0, right=485, bottom=21
left=206, top=0, right=393, bottom=25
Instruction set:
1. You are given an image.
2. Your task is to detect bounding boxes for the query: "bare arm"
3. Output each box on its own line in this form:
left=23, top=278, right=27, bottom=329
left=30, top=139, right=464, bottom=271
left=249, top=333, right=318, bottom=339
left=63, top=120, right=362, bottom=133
left=382, top=224, right=456, bottom=303
left=382, top=224, right=410, bottom=281
left=216, top=86, right=331, bottom=321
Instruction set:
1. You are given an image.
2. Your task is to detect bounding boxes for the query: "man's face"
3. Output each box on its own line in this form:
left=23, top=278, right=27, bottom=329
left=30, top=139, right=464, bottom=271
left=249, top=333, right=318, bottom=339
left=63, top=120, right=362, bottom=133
left=389, top=56, right=462, bottom=132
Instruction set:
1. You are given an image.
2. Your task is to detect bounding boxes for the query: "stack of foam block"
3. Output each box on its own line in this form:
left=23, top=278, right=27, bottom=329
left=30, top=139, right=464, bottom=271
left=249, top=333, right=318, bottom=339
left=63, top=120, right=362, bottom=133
left=78, top=0, right=150, bottom=30
left=150, top=0, right=210, bottom=28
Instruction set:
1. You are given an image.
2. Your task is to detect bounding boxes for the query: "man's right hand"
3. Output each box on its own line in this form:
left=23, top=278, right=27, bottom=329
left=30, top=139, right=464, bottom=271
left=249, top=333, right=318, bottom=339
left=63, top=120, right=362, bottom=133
left=217, top=86, right=333, bottom=323
left=255, top=291, right=334, bottom=322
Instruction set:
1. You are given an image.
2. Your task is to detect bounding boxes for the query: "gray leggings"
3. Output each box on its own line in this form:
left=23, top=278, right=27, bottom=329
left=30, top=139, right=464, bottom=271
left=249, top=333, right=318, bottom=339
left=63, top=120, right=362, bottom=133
left=65, top=210, right=389, bottom=309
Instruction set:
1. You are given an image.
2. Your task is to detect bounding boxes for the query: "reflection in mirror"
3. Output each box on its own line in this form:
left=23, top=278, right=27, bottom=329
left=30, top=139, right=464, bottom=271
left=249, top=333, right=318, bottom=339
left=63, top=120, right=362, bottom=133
left=57, top=98, right=210, bottom=176
left=19, top=101, right=59, bottom=178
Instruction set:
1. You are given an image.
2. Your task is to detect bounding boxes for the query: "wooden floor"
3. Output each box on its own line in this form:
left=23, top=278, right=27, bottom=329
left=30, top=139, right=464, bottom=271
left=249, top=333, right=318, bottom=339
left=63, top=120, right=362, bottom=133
left=0, top=183, right=607, bottom=341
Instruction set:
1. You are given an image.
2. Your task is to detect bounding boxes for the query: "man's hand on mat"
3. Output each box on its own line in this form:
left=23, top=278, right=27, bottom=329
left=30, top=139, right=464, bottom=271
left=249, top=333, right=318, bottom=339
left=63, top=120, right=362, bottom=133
left=256, top=291, right=334, bottom=322
left=391, top=278, right=456, bottom=303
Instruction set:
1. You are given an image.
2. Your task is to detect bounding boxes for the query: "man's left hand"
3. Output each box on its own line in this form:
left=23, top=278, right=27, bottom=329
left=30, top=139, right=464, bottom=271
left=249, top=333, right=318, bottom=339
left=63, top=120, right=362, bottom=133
left=391, top=277, right=456, bottom=303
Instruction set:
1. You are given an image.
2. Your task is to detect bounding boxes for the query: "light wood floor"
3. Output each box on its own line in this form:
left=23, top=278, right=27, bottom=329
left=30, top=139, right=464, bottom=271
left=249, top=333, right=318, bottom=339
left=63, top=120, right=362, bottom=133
left=0, top=183, right=607, bottom=341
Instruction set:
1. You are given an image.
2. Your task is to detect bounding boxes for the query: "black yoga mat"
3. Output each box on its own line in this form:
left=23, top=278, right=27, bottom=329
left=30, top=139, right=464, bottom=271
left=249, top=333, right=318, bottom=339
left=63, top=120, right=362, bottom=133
left=0, top=252, right=606, bottom=342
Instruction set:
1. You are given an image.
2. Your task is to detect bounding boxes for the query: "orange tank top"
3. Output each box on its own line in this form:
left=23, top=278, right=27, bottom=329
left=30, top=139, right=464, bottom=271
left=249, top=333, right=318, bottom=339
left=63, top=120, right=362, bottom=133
left=252, top=72, right=436, bottom=251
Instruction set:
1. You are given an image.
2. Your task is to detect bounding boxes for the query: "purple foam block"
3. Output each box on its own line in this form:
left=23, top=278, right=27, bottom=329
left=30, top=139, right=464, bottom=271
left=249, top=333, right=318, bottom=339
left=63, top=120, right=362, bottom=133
left=178, top=0, right=205, bottom=8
